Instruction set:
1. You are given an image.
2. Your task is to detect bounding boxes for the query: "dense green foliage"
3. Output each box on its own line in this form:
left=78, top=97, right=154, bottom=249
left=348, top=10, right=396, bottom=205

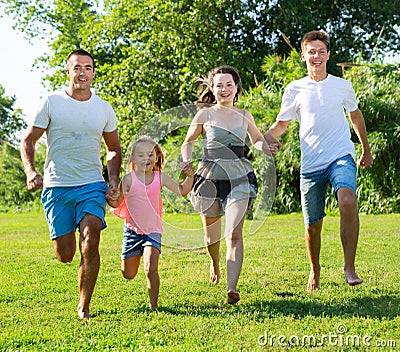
left=1, top=212, right=400, bottom=350
left=3, top=0, right=399, bottom=148
left=0, top=142, right=44, bottom=212
left=0, top=85, right=26, bottom=145
left=349, top=63, right=400, bottom=213
left=1, top=1, right=400, bottom=213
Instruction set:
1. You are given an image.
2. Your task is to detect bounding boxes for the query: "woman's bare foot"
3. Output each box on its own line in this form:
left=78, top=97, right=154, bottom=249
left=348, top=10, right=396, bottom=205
left=78, top=307, right=90, bottom=319
left=210, top=259, right=220, bottom=284
left=307, top=268, right=320, bottom=292
left=226, top=290, right=240, bottom=305
left=344, top=270, right=363, bottom=286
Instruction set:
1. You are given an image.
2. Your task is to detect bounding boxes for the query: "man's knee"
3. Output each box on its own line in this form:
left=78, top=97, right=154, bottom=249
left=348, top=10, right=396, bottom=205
left=337, top=188, right=357, bottom=212
left=53, top=232, right=76, bottom=262
left=305, top=220, right=323, bottom=237
left=80, top=214, right=103, bottom=234
left=79, top=214, right=102, bottom=250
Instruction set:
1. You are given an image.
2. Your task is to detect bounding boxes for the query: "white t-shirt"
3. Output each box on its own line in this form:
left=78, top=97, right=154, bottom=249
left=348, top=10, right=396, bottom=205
left=31, top=90, right=117, bottom=187
left=277, top=74, right=358, bottom=174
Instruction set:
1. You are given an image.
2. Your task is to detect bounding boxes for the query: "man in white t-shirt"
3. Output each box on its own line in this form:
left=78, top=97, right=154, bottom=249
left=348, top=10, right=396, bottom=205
left=21, top=49, right=122, bottom=318
left=264, top=30, right=373, bottom=291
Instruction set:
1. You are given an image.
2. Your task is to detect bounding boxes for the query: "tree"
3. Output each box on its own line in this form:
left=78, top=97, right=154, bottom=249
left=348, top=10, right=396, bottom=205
left=264, top=0, right=399, bottom=70
left=347, top=61, right=400, bottom=213
left=3, top=0, right=399, bottom=150
left=0, top=141, right=45, bottom=211
left=0, top=85, right=26, bottom=145
left=2, top=0, right=400, bottom=213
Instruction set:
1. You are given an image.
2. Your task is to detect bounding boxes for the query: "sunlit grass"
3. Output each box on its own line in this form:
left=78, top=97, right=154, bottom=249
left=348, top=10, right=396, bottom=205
left=1, top=212, right=399, bottom=351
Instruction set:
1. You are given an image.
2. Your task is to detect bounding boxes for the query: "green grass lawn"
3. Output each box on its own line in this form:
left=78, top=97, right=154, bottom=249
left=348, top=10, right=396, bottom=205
left=0, top=211, right=399, bottom=351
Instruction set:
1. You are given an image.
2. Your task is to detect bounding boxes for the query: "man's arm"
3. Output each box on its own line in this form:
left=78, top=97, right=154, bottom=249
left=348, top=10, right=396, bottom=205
left=20, top=126, right=46, bottom=190
left=103, top=130, right=122, bottom=199
left=263, top=120, right=290, bottom=154
left=264, top=120, right=290, bottom=139
left=349, top=109, right=373, bottom=169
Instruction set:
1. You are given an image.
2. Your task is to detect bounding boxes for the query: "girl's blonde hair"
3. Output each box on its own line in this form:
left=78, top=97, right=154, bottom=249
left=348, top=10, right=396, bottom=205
left=126, top=136, right=165, bottom=172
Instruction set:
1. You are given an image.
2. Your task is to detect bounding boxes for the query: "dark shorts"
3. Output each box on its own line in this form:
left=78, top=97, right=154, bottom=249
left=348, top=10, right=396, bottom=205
left=42, top=181, right=108, bottom=239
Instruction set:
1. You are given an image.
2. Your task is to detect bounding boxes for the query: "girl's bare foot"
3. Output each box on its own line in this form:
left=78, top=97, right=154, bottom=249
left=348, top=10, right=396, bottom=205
left=210, top=259, right=220, bottom=284
left=307, top=268, right=320, bottom=292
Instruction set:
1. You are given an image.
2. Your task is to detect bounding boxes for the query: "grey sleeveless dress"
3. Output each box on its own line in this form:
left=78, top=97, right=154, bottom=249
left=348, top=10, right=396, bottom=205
left=189, top=111, right=258, bottom=217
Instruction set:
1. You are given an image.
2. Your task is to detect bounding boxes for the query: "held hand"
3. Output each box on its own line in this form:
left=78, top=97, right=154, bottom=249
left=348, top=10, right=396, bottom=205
left=264, top=133, right=282, bottom=157
left=106, top=180, right=120, bottom=202
left=179, top=161, right=194, bottom=177
left=26, top=171, right=43, bottom=191
left=105, top=195, right=120, bottom=208
left=268, top=143, right=281, bottom=157
left=359, top=152, right=373, bottom=169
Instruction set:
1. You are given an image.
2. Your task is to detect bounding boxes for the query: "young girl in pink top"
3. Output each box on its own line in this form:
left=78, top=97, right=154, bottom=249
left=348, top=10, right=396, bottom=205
left=106, top=136, right=194, bottom=309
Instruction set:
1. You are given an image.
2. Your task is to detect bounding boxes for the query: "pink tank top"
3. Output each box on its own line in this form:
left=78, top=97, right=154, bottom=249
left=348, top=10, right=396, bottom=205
left=112, top=171, right=163, bottom=234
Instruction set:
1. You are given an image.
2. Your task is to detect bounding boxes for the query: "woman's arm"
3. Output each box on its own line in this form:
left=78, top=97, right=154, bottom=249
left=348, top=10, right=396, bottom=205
left=245, top=111, right=274, bottom=156
left=181, top=109, right=207, bottom=164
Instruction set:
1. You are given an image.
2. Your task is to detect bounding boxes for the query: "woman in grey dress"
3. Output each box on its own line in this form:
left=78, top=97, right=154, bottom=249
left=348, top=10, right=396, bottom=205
left=181, top=66, right=277, bottom=304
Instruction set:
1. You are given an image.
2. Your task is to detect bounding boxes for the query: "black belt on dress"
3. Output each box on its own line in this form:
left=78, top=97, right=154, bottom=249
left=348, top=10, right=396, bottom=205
left=204, top=145, right=245, bottom=159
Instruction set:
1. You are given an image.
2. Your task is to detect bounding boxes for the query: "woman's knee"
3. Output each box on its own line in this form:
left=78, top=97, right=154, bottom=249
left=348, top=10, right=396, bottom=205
left=225, top=228, right=243, bottom=244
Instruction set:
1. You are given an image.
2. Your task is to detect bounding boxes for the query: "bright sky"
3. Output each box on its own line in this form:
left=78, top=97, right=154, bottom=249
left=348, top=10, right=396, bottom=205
left=1, top=13, right=399, bottom=122
left=0, top=15, right=51, bottom=120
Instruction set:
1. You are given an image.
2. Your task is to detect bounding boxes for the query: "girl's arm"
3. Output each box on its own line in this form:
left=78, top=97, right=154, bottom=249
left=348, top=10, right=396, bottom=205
left=161, top=171, right=194, bottom=197
left=245, top=111, right=274, bottom=157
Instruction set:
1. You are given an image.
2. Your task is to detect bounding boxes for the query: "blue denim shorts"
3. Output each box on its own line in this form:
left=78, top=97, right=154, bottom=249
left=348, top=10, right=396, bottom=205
left=121, top=225, right=162, bottom=259
left=42, top=181, right=108, bottom=239
left=300, top=155, right=356, bottom=225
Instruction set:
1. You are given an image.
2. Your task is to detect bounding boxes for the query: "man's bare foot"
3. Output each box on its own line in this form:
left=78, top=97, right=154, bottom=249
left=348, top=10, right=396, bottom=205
left=344, top=270, right=363, bottom=286
left=307, top=269, right=320, bottom=292
left=78, top=307, right=90, bottom=319
left=210, top=259, right=220, bottom=285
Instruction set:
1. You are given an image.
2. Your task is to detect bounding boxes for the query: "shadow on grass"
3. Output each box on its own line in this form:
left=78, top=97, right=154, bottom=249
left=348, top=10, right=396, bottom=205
left=116, top=293, right=400, bottom=321
left=248, top=294, right=400, bottom=320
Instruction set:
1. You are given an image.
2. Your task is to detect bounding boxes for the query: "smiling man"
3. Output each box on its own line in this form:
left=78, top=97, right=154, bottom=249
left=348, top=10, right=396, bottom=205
left=20, top=49, right=122, bottom=318
left=264, top=30, right=373, bottom=291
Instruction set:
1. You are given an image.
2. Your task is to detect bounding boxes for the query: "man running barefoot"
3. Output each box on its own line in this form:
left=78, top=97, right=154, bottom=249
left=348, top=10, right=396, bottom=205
left=264, top=30, right=373, bottom=291
left=21, top=49, right=122, bottom=318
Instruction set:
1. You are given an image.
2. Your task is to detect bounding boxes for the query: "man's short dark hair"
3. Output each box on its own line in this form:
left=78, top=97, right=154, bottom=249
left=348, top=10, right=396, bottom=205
left=67, top=49, right=95, bottom=70
left=301, top=30, right=330, bottom=52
